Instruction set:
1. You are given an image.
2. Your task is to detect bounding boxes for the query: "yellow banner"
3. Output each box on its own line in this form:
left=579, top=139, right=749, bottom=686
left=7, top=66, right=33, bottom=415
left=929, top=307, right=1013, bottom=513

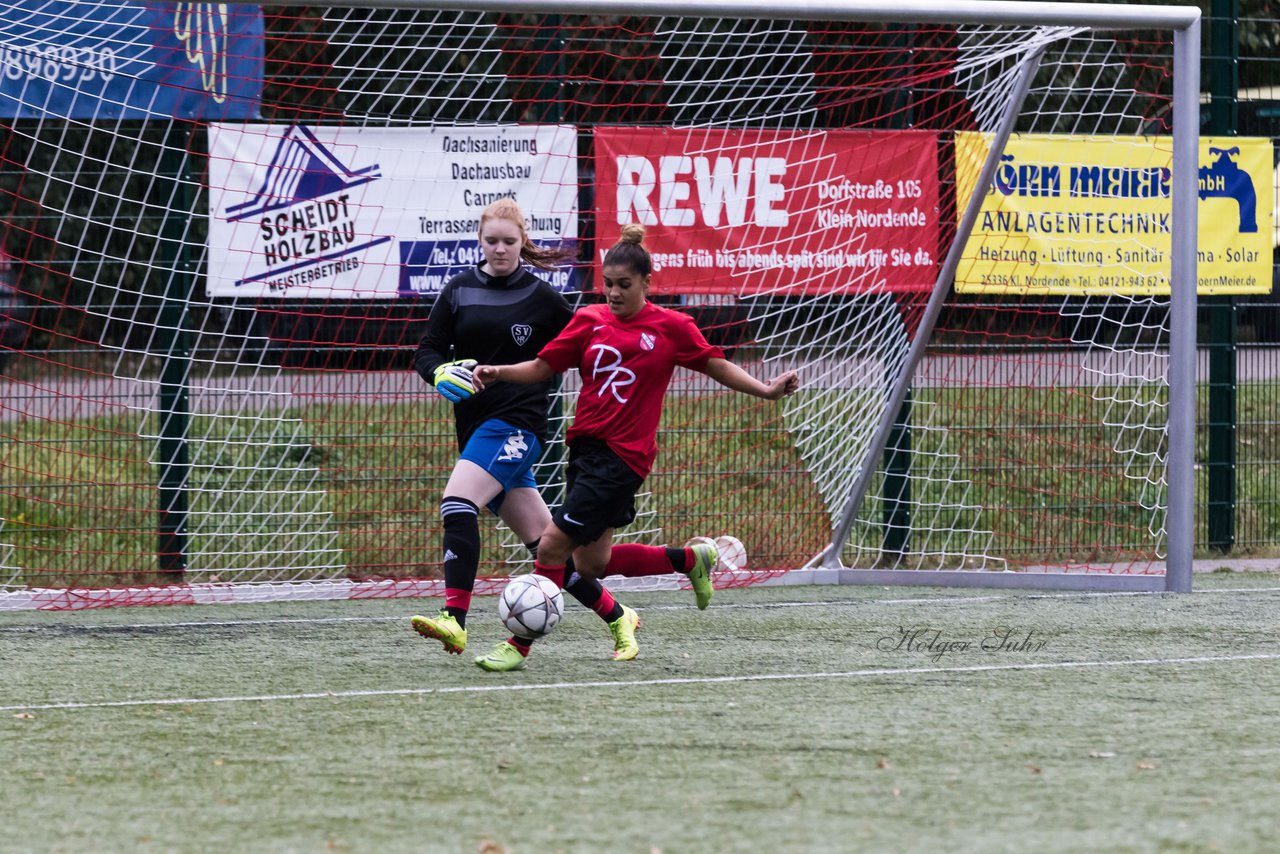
left=955, top=133, right=1273, bottom=294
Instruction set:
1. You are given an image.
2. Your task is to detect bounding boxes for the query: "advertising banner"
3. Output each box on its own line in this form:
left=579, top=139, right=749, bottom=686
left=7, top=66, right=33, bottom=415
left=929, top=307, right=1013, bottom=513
left=0, top=1, right=262, bottom=119
left=594, top=128, right=939, bottom=295
left=955, top=132, right=1274, bottom=294
left=207, top=124, right=580, bottom=298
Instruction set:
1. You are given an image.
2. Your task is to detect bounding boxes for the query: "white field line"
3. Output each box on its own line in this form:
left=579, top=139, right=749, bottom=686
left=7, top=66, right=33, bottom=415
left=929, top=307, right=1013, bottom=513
left=4, top=653, right=1278, bottom=714
left=2, top=586, right=1279, bottom=633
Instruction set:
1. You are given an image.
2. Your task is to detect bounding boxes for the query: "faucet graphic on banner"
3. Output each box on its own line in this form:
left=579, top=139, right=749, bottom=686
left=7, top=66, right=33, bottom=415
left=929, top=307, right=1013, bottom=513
left=1199, top=146, right=1259, bottom=234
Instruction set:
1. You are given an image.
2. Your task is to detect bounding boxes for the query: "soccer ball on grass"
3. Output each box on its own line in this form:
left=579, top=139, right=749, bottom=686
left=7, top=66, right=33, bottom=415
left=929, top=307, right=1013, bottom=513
left=498, top=573, right=564, bottom=638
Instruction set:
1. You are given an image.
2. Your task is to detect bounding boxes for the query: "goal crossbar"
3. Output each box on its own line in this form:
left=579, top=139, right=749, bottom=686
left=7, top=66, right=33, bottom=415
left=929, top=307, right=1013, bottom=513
left=256, top=0, right=1200, bottom=30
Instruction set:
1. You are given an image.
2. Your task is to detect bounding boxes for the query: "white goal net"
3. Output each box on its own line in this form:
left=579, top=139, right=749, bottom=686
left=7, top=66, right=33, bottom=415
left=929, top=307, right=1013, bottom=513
left=0, top=1, right=1204, bottom=608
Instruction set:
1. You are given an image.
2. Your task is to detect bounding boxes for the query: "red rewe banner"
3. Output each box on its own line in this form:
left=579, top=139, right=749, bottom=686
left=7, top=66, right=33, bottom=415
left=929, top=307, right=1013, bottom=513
left=594, top=128, right=939, bottom=295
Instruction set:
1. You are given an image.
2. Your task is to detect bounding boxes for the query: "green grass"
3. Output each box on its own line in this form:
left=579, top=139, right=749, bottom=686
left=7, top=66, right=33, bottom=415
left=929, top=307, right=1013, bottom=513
left=3, top=572, right=1279, bottom=852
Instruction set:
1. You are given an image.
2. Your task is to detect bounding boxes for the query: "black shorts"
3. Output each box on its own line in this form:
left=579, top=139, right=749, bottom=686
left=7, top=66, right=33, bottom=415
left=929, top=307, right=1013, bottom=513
left=554, top=438, right=645, bottom=546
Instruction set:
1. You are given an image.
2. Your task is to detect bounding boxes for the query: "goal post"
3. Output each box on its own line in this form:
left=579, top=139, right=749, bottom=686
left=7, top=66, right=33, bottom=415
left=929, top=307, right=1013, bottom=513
left=0, top=0, right=1207, bottom=609
left=806, top=8, right=1200, bottom=594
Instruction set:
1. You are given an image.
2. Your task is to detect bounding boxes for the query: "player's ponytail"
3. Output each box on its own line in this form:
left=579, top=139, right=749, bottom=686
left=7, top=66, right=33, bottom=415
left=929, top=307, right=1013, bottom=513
left=603, top=223, right=653, bottom=277
left=477, top=198, right=573, bottom=272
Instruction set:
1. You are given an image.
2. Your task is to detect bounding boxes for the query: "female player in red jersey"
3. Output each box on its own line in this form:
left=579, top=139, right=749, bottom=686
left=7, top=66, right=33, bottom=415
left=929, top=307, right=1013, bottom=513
left=471, top=223, right=800, bottom=671
left=408, top=199, right=644, bottom=667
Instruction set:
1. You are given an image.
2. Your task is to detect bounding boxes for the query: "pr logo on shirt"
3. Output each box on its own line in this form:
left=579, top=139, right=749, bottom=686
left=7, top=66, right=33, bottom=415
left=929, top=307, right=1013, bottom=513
left=511, top=324, right=532, bottom=346
left=639, top=332, right=656, bottom=351
left=588, top=344, right=636, bottom=404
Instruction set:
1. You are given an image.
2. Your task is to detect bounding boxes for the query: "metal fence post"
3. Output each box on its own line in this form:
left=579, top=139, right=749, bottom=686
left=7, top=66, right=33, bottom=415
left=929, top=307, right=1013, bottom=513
left=534, top=16, right=570, bottom=512
left=879, top=25, right=917, bottom=557
left=156, top=121, right=194, bottom=576
left=1205, top=0, right=1239, bottom=553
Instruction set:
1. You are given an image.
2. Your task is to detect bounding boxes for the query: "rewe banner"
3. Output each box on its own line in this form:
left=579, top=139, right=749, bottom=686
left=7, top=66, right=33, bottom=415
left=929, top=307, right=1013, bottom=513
left=593, top=128, right=940, bottom=295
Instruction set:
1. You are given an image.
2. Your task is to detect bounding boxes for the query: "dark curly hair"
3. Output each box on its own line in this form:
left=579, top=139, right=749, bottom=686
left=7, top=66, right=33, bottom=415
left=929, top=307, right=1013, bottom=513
left=601, top=223, right=652, bottom=277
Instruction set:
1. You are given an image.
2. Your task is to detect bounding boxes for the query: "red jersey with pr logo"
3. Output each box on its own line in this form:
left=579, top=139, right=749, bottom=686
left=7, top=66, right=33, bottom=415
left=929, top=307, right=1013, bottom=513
left=539, top=302, right=724, bottom=478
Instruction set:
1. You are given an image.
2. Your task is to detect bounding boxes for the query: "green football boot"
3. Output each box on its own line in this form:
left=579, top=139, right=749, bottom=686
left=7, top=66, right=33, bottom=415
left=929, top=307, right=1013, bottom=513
left=410, top=611, right=467, bottom=654
left=609, top=605, right=641, bottom=661
left=474, top=640, right=528, bottom=672
left=687, top=543, right=718, bottom=610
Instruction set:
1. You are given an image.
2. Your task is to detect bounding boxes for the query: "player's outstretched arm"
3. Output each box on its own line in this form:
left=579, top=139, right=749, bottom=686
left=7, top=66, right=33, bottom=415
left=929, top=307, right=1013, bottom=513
left=703, top=357, right=799, bottom=400
left=473, top=358, right=556, bottom=391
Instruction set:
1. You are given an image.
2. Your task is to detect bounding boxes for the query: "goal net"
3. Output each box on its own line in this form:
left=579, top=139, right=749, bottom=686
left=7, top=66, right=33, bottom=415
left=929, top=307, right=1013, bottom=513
left=0, top=1, right=1202, bottom=608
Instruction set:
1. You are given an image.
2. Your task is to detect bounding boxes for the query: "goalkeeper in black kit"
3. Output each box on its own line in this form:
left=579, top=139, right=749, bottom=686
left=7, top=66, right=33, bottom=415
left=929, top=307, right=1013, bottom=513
left=409, top=199, right=644, bottom=666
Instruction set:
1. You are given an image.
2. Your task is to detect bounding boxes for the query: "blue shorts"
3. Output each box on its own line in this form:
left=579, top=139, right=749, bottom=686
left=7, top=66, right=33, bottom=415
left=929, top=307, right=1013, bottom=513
left=459, top=419, right=543, bottom=514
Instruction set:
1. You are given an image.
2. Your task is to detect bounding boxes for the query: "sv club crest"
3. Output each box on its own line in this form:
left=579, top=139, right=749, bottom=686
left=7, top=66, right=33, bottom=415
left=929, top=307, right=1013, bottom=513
left=511, top=324, right=533, bottom=346
left=640, top=332, right=657, bottom=351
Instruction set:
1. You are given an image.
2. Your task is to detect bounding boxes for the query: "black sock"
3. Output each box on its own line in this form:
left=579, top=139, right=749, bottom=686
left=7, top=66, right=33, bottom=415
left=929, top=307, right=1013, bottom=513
left=666, top=546, right=689, bottom=573
left=565, top=574, right=623, bottom=621
left=441, top=495, right=481, bottom=629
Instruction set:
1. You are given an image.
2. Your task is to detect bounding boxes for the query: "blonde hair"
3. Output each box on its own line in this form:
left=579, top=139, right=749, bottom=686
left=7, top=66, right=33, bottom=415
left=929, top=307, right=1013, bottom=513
left=478, top=199, right=571, bottom=271
left=602, top=223, right=652, bottom=276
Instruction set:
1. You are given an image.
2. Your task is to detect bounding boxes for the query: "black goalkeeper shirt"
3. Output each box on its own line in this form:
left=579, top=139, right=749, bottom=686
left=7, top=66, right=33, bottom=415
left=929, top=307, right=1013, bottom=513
left=413, top=264, right=576, bottom=449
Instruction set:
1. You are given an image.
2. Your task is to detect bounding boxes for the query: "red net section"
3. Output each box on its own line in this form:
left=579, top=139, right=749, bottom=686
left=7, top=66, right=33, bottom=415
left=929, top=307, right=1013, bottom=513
left=0, top=7, right=1182, bottom=607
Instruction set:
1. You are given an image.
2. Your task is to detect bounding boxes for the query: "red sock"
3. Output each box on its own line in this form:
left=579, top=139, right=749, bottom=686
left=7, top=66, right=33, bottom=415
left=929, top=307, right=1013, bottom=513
left=443, top=587, right=472, bottom=613
left=534, top=560, right=566, bottom=588
left=590, top=586, right=618, bottom=620
left=604, top=543, right=677, bottom=578
left=508, top=637, right=533, bottom=655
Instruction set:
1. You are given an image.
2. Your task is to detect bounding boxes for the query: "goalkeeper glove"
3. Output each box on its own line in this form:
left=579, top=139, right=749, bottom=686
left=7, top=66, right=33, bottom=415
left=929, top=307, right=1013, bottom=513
left=432, top=359, right=478, bottom=403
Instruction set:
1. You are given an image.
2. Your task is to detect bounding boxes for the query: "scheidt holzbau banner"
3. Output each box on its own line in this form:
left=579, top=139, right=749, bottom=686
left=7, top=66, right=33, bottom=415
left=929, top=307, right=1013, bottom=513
left=594, top=128, right=939, bottom=295
left=206, top=124, right=579, bottom=298
left=955, top=132, right=1273, bottom=295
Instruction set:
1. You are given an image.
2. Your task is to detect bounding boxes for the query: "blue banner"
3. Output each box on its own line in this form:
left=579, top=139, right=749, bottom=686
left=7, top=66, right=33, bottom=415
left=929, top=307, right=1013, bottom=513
left=0, top=1, right=262, bottom=119
left=398, top=240, right=582, bottom=297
